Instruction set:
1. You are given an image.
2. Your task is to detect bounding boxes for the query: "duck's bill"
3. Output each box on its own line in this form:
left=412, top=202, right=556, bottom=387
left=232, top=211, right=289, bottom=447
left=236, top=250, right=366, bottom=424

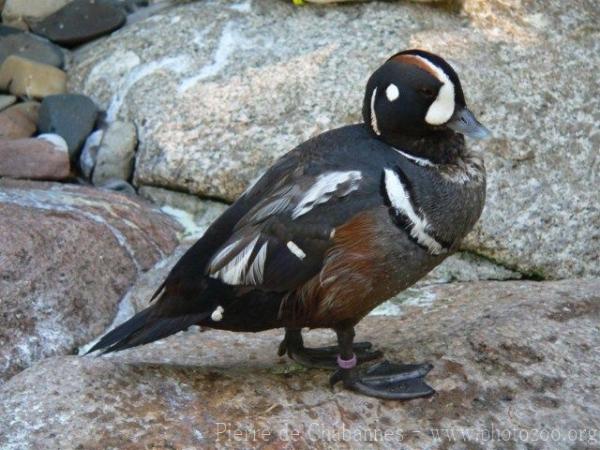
left=446, top=107, right=491, bottom=140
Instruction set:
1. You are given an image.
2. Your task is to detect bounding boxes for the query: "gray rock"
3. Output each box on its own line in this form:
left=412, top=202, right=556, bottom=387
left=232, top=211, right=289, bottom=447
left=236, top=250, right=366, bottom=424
left=0, top=94, right=16, bottom=111
left=0, top=25, right=22, bottom=38
left=38, top=94, right=98, bottom=159
left=92, top=120, right=137, bottom=184
left=106, top=0, right=149, bottom=14
left=0, top=179, right=180, bottom=383
left=138, top=185, right=228, bottom=241
left=2, top=0, right=73, bottom=25
left=423, top=252, right=521, bottom=285
left=1, top=279, right=599, bottom=449
left=67, top=0, right=599, bottom=279
left=98, top=178, right=136, bottom=195
left=0, top=30, right=64, bottom=68
left=30, top=0, right=126, bottom=48
left=78, top=129, right=103, bottom=178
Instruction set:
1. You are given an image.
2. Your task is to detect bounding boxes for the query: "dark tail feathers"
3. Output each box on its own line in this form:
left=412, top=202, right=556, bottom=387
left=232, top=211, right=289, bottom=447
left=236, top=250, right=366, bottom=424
left=86, top=304, right=210, bottom=354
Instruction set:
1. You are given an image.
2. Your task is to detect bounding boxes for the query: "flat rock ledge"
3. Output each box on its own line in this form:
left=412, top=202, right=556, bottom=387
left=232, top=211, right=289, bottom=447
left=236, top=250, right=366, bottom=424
left=0, top=179, right=180, bottom=383
left=1, top=279, right=598, bottom=450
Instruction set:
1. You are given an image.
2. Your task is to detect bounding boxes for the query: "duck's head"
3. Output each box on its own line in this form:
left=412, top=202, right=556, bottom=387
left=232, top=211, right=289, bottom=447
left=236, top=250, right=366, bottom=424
left=362, top=49, right=490, bottom=144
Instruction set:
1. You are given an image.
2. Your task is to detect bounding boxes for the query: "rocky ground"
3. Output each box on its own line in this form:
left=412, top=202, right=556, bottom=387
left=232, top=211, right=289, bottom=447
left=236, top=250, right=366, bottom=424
left=0, top=0, right=598, bottom=449
left=2, top=280, right=599, bottom=449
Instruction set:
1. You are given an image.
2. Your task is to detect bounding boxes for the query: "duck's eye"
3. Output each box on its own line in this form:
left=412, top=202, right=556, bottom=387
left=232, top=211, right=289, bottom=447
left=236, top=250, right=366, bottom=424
left=385, top=83, right=399, bottom=101
left=419, top=87, right=436, bottom=98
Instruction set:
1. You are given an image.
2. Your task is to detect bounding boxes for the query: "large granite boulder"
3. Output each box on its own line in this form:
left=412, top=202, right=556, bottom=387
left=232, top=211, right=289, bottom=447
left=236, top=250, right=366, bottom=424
left=1, top=279, right=598, bottom=449
left=0, top=179, right=180, bottom=383
left=67, top=0, right=599, bottom=279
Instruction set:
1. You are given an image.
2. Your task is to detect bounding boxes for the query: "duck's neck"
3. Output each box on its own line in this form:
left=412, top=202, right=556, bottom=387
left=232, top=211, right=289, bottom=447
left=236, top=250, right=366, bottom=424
left=379, top=129, right=465, bottom=165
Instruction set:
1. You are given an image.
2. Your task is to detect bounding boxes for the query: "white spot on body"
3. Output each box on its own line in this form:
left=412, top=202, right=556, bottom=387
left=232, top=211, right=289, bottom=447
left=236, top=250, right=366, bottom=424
left=286, top=241, right=306, bottom=260
left=386, top=83, right=399, bottom=101
left=413, top=55, right=456, bottom=125
left=383, top=168, right=445, bottom=255
left=292, top=171, right=362, bottom=219
left=211, top=306, right=224, bottom=321
left=370, top=87, right=381, bottom=136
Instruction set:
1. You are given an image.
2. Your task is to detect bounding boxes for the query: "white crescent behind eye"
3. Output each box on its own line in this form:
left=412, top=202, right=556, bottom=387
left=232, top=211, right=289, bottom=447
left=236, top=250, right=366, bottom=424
left=386, top=83, right=399, bottom=101
left=412, top=55, right=456, bottom=125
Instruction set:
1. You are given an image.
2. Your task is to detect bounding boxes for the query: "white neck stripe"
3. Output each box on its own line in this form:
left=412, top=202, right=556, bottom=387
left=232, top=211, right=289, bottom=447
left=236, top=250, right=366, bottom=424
left=370, top=87, right=381, bottom=136
left=394, top=148, right=435, bottom=167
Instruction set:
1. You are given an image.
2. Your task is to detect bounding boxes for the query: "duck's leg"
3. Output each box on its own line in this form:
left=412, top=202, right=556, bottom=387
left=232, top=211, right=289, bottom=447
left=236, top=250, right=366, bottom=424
left=329, top=326, right=435, bottom=400
left=278, top=328, right=382, bottom=369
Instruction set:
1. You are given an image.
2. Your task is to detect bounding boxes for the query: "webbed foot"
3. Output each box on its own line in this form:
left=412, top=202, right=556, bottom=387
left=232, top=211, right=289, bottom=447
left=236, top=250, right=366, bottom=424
left=330, top=360, right=435, bottom=400
left=278, top=329, right=382, bottom=369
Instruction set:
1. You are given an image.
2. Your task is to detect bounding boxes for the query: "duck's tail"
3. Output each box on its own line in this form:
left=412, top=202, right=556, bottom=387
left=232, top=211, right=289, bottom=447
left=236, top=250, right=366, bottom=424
left=86, top=283, right=214, bottom=355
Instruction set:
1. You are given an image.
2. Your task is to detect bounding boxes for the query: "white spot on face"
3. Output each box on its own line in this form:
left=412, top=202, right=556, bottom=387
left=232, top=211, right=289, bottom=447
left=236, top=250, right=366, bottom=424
left=413, top=55, right=456, bottom=125
left=211, top=306, right=224, bottom=321
left=370, top=87, right=381, bottom=136
left=292, top=171, right=362, bottom=219
left=383, top=168, right=445, bottom=255
left=385, top=83, right=399, bottom=101
left=287, top=241, right=306, bottom=260
left=329, top=228, right=336, bottom=239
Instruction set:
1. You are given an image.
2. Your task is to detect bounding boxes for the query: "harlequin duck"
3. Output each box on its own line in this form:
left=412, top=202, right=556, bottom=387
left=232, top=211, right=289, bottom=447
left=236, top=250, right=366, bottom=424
left=89, top=49, right=490, bottom=400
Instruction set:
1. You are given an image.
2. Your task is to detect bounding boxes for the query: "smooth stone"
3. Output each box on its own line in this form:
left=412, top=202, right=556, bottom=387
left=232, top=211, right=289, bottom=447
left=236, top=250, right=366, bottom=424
left=0, top=94, right=17, bottom=111
left=1, top=279, right=599, bottom=448
left=78, top=129, right=103, bottom=179
left=2, top=0, right=72, bottom=24
left=92, top=120, right=137, bottom=184
left=98, top=178, right=136, bottom=195
left=0, top=101, right=40, bottom=139
left=0, top=135, right=70, bottom=180
left=0, top=30, right=65, bottom=68
left=38, top=94, right=98, bottom=159
left=0, top=25, right=22, bottom=37
left=68, top=0, right=600, bottom=279
left=0, top=55, right=66, bottom=98
left=2, top=17, right=29, bottom=32
left=104, top=0, right=149, bottom=14
left=30, top=0, right=127, bottom=48
left=0, top=178, right=181, bottom=383
left=5, top=100, right=40, bottom=121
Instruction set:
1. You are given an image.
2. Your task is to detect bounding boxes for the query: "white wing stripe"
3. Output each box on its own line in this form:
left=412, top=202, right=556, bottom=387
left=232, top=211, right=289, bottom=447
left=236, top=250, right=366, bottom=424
left=246, top=241, right=268, bottom=285
left=212, top=236, right=259, bottom=285
left=292, top=171, right=362, bottom=219
left=383, top=168, right=444, bottom=255
left=209, top=238, right=242, bottom=270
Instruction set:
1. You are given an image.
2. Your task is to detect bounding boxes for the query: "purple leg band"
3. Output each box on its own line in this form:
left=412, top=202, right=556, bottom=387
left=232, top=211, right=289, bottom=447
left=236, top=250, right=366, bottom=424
left=337, top=353, right=357, bottom=369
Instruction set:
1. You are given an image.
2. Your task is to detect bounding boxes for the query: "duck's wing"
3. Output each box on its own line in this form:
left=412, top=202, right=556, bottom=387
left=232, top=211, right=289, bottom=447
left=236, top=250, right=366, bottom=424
left=205, top=157, right=381, bottom=294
